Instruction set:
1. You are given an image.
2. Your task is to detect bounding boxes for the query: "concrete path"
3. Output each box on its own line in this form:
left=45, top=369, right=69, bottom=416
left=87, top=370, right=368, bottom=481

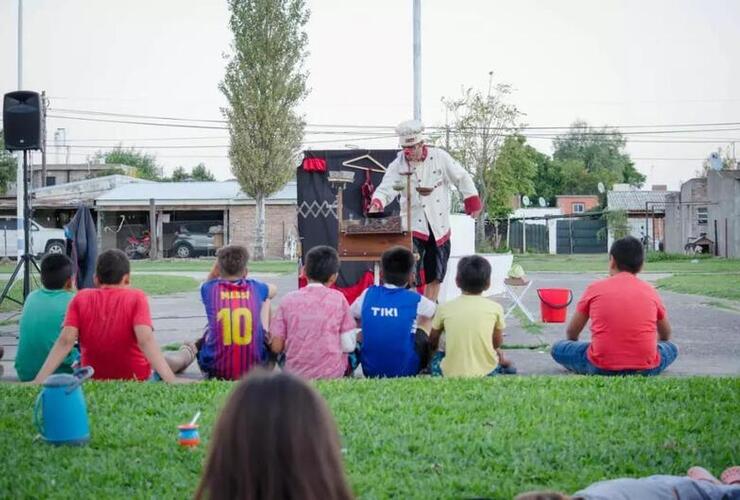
left=1, top=272, right=738, bottom=380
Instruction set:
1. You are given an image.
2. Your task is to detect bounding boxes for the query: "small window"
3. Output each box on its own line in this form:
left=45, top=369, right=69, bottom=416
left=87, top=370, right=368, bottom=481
left=572, top=203, right=585, bottom=213
left=45, top=176, right=56, bottom=186
left=697, top=207, right=708, bottom=225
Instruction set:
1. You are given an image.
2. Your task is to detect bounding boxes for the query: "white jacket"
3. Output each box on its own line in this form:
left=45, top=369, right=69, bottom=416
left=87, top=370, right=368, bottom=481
left=371, top=147, right=480, bottom=244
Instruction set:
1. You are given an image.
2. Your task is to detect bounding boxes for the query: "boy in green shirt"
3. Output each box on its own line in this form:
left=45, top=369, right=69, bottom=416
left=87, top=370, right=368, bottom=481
left=15, top=253, right=78, bottom=381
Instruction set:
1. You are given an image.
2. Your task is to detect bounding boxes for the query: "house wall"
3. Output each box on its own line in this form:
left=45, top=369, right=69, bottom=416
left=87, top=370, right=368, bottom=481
left=556, top=196, right=600, bottom=215
left=707, top=171, right=740, bottom=258
left=664, top=177, right=720, bottom=255
left=229, top=204, right=298, bottom=259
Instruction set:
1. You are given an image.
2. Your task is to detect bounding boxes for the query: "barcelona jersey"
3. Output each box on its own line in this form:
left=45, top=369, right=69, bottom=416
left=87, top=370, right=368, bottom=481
left=197, top=278, right=270, bottom=380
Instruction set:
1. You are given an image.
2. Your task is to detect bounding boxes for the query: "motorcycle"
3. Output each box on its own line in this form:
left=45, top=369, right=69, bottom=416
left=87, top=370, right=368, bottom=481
left=125, top=231, right=151, bottom=259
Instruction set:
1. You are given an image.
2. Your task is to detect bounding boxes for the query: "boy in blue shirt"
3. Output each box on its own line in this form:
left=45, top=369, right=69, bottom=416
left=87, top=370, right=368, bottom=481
left=350, top=246, right=435, bottom=377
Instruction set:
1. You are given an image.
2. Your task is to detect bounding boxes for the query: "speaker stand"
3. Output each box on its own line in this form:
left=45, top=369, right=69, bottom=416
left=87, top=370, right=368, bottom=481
left=0, top=150, right=41, bottom=308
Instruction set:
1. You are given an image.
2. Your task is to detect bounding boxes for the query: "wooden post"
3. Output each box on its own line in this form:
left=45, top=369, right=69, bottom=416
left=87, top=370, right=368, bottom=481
left=149, top=198, right=157, bottom=260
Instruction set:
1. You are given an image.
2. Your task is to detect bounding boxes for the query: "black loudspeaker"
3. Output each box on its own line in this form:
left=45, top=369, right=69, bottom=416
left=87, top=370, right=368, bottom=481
left=3, top=90, right=43, bottom=151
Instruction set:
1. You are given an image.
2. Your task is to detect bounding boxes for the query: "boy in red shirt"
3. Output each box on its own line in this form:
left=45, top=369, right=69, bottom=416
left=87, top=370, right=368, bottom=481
left=34, top=249, right=189, bottom=383
left=551, top=236, right=678, bottom=375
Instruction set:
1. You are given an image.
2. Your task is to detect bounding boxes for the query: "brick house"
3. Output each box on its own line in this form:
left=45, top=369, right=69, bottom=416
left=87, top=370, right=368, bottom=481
left=556, top=195, right=600, bottom=215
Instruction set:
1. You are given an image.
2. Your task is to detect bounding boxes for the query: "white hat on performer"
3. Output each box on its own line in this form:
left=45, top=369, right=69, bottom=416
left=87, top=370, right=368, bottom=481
left=396, top=119, right=425, bottom=147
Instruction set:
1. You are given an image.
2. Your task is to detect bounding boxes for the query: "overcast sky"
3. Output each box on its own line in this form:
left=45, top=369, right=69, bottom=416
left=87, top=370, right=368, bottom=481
left=1, top=0, right=739, bottom=190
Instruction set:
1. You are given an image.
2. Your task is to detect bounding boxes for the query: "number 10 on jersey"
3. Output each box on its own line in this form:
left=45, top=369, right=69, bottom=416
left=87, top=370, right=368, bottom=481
left=217, top=307, right=253, bottom=346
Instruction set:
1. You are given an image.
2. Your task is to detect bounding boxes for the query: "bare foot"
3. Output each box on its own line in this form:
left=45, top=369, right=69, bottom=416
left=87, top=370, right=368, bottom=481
left=720, top=466, right=740, bottom=485
left=687, top=466, right=721, bottom=484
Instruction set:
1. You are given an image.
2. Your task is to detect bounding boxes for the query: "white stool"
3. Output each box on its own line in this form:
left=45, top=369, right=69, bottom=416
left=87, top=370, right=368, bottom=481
left=503, top=277, right=535, bottom=323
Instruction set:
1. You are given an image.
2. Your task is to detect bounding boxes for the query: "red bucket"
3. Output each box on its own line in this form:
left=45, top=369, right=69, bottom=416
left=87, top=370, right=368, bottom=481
left=536, top=288, right=573, bottom=323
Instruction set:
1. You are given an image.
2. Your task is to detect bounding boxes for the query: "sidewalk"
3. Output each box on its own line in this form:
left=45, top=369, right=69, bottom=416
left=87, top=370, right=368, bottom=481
left=2, top=272, right=739, bottom=380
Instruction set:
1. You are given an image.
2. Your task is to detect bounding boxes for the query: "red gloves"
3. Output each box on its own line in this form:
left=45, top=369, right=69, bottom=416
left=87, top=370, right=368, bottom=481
left=463, top=195, right=482, bottom=216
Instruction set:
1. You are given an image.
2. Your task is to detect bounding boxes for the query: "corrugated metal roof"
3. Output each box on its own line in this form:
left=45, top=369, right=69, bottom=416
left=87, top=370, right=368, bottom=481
left=96, top=180, right=296, bottom=205
left=607, top=190, right=676, bottom=211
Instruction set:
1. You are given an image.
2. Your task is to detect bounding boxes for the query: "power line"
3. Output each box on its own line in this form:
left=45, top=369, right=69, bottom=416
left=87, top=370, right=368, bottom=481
left=49, top=106, right=740, bottom=131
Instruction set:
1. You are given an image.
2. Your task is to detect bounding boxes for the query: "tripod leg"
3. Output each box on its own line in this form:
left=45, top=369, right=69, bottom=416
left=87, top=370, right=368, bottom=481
left=0, top=259, right=25, bottom=306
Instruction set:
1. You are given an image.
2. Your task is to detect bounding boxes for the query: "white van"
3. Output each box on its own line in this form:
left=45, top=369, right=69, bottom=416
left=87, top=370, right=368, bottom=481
left=0, top=217, right=67, bottom=257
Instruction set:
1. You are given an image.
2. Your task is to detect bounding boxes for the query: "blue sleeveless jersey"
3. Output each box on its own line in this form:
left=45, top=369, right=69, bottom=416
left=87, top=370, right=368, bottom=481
left=198, top=278, right=269, bottom=380
left=360, top=286, right=421, bottom=378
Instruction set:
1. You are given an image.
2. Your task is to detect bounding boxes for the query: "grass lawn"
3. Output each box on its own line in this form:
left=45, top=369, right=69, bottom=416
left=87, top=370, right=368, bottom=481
left=129, top=259, right=297, bottom=274
left=656, top=274, right=740, bottom=301
left=0, top=259, right=297, bottom=275
left=0, top=274, right=199, bottom=312
left=513, top=253, right=740, bottom=274
left=1, top=377, right=737, bottom=499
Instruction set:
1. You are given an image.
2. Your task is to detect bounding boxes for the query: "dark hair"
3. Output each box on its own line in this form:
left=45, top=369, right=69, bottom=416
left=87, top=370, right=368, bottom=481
left=305, top=245, right=340, bottom=283
left=217, top=245, right=249, bottom=277
left=195, top=370, right=354, bottom=500
left=40, top=253, right=73, bottom=290
left=609, top=236, right=644, bottom=273
left=456, top=255, right=491, bottom=294
left=95, top=249, right=130, bottom=285
left=381, top=246, right=415, bottom=287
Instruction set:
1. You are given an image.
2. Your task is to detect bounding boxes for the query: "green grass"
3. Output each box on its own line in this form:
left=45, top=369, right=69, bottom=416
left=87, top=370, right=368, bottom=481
left=513, top=253, right=740, bottom=274
left=656, top=274, right=740, bottom=301
left=1, top=378, right=737, bottom=499
left=0, top=259, right=297, bottom=275
left=0, top=275, right=199, bottom=312
left=129, top=259, right=297, bottom=274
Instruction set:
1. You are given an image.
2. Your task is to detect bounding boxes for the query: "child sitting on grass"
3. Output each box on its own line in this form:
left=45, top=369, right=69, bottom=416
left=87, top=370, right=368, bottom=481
left=550, top=236, right=678, bottom=376
left=190, top=245, right=276, bottom=380
left=350, top=246, right=435, bottom=378
left=34, top=249, right=187, bottom=383
left=15, top=254, right=78, bottom=381
left=195, top=370, right=354, bottom=500
left=429, top=255, right=516, bottom=377
left=270, top=245, right=356, bottom=379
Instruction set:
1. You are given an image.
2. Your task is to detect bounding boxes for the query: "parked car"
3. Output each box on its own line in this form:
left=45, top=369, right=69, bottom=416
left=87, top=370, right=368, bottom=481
left=171, top=228, right=216, bottom=258
left=0, top=217, right=66, bottom=257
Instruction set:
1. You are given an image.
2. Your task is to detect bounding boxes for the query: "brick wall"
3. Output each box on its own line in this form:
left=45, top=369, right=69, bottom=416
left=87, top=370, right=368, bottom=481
left=556, top=195, right=600, bottom=215
left=229, top=204, right=297, bottom=259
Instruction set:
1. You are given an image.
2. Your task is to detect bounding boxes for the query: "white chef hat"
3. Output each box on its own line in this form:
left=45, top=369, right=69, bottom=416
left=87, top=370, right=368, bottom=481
left=395, top=119, right=425, bottom=147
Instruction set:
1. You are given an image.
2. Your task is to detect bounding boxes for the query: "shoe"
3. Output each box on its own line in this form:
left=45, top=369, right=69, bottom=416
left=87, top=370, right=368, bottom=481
left=0, top=345, right=4, bottom=360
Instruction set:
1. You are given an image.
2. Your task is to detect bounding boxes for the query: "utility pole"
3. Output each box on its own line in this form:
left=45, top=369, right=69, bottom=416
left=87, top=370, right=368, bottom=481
left=413, top=0, right=421, bottom=121
left=444, top=108, right=450, bottom=150
left=16, top=0, right=25, bottom=263
left=40, top=91, right=48, bottom=188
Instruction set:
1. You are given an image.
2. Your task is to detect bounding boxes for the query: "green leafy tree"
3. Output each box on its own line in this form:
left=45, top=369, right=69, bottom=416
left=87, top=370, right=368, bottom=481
left=171, top=166, right=190, bottom=182
left=597, top=209, right=630, bottom=241
left=94, top=147, right=161, bottom=180
left=552, top=121, right=645, bottom=195
left=0, top=131, right=18, bottom=195
left=191, top=163, right=216, bottom=181
left=487, top=135, right=537, bottom=218
left=443, top=75, right=522, bottom=246
left=220, top=0, right=309, bottom=260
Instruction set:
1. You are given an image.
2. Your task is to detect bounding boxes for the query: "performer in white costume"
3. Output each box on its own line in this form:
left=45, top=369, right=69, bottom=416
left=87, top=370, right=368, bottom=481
left=369, top=120, right=482, bottom=302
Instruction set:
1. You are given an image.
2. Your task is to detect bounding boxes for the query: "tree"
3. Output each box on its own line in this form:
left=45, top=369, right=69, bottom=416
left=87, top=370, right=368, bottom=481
left=171, top=166, right=190, bottom=182
left=0, top=131, right=17, bottom=195
left=191, top=163, right=216, bottom=181
left=487, top=135, right=537, bottom=218
left=220, top=0, right=309, bottom=260
left=95, top=147, right=161, bottom=180
left=443, top=76, right=523, bottom=246
left=552, top=121, right=645, bottom=194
